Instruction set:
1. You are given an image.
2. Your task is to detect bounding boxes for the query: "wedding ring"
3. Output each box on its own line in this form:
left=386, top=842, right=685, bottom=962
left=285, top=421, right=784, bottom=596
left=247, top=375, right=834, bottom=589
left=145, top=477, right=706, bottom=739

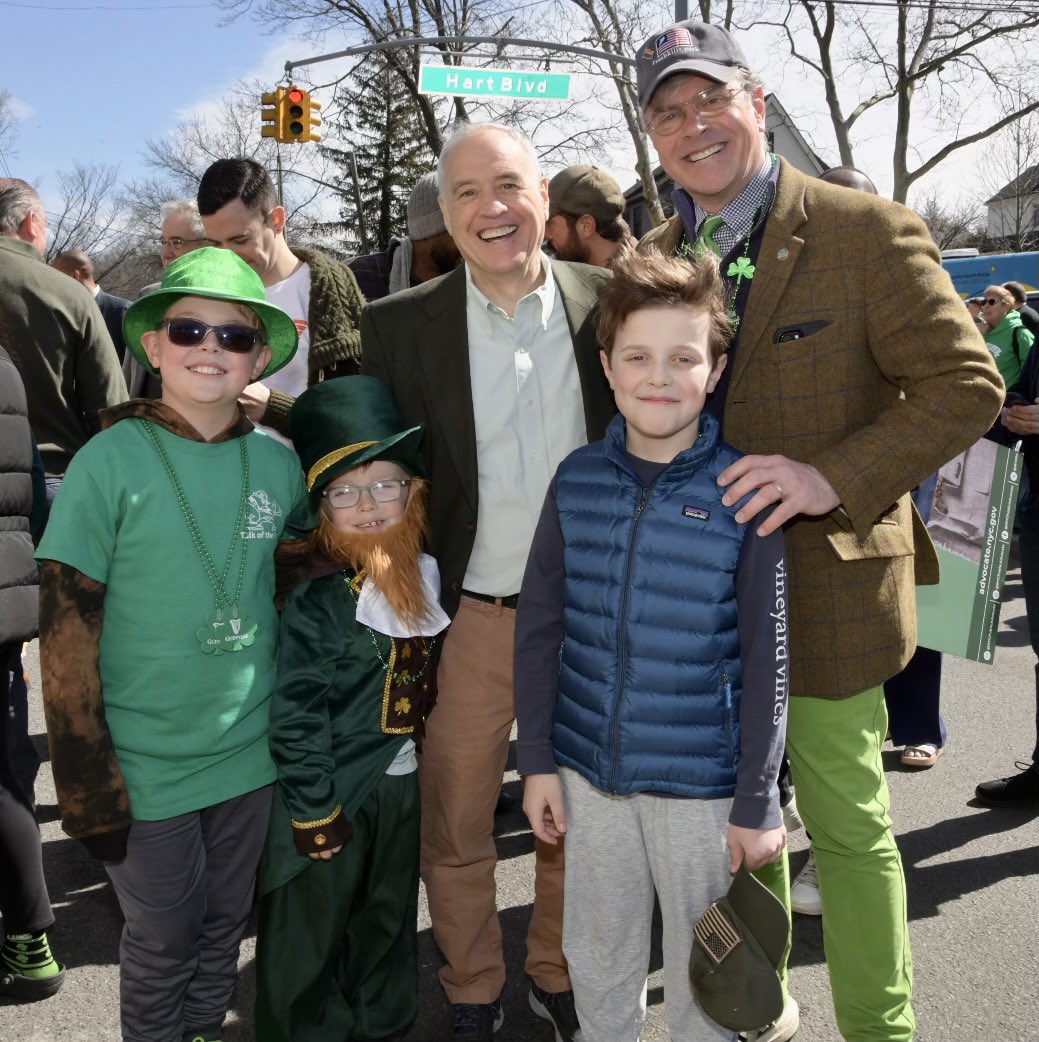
left=775, top=483, right=783, bottom=498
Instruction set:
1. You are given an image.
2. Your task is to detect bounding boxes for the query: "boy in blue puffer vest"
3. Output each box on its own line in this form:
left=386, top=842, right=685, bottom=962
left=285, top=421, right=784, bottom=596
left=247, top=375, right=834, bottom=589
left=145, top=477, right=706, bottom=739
left=515, top=249, right=790, bottom=1042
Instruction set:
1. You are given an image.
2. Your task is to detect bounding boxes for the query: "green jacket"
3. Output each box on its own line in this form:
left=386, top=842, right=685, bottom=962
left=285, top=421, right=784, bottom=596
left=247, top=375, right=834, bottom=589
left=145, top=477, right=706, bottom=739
left=0, top=236, right=127, bottom=473
left=261, top=246, right=366, bottom=434
left=985, top=309, right=1034, bottom=391
left=261, top=569, right=436, bottom=894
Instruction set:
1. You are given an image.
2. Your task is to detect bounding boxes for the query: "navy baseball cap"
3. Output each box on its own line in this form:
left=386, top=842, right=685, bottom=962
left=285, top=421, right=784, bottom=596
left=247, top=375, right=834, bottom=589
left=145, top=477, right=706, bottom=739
left=636, top=21, right=751, bottom=110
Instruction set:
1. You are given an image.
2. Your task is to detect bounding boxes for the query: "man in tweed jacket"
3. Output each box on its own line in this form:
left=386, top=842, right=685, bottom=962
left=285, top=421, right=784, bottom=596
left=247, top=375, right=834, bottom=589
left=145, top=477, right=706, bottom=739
left=635, top=20, right=1003, bottom=1042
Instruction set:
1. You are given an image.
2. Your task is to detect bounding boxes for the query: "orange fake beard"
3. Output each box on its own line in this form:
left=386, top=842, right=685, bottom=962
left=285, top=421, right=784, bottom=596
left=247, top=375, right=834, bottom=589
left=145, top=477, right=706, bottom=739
left=310, top=478, right=432, bottom=629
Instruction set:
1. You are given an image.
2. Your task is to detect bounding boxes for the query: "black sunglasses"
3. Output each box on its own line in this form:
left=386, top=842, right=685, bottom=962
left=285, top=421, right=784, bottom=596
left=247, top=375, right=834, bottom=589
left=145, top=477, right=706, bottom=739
left=982, top=297, right=1003, bottom=307
left=163, top=317, right=264, bottom=354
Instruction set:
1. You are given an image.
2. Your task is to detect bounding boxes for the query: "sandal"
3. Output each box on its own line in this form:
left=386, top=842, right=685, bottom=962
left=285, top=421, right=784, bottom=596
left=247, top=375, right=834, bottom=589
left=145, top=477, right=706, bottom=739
left=901, top=743, right=944, bottom=768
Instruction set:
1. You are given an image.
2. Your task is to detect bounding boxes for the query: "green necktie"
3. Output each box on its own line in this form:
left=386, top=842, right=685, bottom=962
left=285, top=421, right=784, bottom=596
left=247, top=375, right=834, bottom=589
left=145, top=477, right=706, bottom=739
left=695, top=215, right=725, bottom=258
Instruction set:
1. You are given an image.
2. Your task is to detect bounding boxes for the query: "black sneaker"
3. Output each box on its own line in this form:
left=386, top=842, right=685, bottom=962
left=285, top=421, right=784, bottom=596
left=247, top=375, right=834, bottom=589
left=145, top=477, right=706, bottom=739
left=0, top=965, right=65, bottom=1002
left=976, top=761, right=1039, bottom=805
left=448, top=999, right=504, bottom=1041
left=529, top=981, right=581, bottom=1042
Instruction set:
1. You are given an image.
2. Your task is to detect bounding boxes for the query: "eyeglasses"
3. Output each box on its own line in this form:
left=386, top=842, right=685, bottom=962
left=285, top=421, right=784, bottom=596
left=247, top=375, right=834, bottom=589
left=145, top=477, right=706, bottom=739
left=982, top=298, right=1002, bottom=307
left=322, top=479, right=412, bottom=509
left=156, top=237, right=211, bottom=251
left=644, top=84, right=745, bottom=137
left=163, top=317, right=264, bottom=354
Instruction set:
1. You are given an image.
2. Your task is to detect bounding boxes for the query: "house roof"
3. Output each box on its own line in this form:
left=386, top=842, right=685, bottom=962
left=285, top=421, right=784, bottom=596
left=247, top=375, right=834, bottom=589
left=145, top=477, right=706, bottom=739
left=985, top=164, right=1039, bottom=205
left=765, top=93, right=828, bottom=174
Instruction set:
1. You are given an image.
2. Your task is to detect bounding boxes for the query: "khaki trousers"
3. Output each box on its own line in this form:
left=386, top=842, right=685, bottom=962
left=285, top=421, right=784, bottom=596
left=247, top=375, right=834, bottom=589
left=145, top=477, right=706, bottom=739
left=420, top=594, right=568, bottom=1003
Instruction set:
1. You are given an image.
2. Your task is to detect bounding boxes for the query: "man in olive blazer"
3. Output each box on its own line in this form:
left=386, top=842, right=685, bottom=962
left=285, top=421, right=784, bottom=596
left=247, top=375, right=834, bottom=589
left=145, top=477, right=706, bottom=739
left=360, top=123, right=614, bottom=1041
left=635, top=20, right=1003, bottom=1042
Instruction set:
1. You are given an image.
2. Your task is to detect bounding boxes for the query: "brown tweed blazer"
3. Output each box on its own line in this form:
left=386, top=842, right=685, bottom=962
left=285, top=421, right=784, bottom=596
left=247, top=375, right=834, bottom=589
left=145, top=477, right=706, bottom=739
left=640, top=159, right=1004, bottom=698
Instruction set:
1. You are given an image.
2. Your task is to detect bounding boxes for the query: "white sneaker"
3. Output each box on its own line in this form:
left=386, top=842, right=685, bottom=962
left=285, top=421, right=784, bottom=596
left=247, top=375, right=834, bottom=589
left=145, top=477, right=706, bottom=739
left=790, top=851, right=821, bottom=916
left=781, top=795, right=804, bottom=834
left=739, top=996, right=800, bottom=1042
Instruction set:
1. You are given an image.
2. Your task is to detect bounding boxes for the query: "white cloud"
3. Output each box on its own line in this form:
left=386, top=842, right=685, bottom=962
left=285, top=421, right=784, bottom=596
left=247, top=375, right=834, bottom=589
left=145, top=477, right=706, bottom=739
left=7, top=94, right=35, bottom=121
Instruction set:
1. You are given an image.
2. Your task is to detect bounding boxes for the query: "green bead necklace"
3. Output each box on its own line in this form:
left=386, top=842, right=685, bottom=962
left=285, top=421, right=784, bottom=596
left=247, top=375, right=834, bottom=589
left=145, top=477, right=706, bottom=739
left=677, top=153, right=776, bottom=333
left=143, top=421, right=257, bottom=654
left=344, top=571, right=434, bottom=685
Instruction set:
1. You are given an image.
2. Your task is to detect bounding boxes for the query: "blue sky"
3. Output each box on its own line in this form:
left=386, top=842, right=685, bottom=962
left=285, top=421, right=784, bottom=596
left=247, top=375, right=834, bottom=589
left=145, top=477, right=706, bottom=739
left=3, top=0, right=287, bottom=197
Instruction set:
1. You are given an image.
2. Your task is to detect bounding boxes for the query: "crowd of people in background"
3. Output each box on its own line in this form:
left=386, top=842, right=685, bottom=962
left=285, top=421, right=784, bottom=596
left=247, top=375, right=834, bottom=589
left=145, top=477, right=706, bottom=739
left=0, top=16, right=1035, bottom=1042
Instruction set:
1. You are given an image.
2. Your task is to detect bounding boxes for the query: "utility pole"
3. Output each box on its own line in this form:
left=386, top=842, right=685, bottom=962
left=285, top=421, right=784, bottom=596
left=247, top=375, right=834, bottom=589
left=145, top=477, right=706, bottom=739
left=348, top=151, right=370, bottom=254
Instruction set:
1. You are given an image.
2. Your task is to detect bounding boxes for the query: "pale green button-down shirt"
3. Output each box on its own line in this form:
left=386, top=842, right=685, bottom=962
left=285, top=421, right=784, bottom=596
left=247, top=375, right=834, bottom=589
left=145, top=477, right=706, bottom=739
left=463, top=257, right=587, bottom=595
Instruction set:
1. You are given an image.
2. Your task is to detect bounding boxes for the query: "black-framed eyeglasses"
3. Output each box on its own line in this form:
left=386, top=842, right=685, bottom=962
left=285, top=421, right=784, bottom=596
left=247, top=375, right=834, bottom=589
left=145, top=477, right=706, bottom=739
left=322, top=479, right=412, bottom=509
left=163, top=317, right=264, bottom=354
left=156, top=237, right=211, bottom=251
left=644, top=84, right=744, bottom=137
left=982, top=298, right=1001, bottom=307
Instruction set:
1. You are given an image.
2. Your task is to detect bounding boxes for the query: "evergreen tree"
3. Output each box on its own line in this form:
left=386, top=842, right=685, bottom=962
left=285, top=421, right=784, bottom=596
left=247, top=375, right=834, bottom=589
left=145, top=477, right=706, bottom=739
left=322, top=56, right=435, bottom=256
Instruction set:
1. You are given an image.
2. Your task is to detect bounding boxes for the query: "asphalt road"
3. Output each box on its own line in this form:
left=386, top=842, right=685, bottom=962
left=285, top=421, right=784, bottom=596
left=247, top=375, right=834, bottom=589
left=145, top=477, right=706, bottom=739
left=3, top=555, right=1038, bottom=1042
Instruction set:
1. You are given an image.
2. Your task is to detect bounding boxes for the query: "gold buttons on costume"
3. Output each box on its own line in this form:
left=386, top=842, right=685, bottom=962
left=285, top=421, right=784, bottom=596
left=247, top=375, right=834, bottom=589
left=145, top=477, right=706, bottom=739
left=314, top=833, right=327, bottom=847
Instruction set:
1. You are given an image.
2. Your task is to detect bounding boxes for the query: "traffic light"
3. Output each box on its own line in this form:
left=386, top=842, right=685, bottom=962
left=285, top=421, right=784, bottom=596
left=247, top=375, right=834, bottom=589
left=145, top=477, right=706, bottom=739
left=260, top=87, right=286, bottom=140
left=284, top=86, right=321, bottom=143
left=260, top=85, right=321, bottom=143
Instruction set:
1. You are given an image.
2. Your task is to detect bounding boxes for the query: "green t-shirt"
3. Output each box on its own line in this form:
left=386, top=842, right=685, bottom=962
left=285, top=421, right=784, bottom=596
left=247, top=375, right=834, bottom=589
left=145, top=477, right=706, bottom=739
left=37, top=419, right=306, bottom=820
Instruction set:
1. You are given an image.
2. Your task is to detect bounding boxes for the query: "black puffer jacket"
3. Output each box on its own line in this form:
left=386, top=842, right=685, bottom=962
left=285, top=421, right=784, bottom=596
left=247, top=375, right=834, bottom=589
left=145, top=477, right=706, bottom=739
left=0, top=344, right=38, bottom=645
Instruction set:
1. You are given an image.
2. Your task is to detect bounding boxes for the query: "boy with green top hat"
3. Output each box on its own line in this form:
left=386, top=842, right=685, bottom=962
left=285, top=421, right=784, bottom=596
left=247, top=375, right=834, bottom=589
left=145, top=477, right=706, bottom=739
left=36, top=247, right=306, bottom=1042
left=254, top=376, right=449, bottom=1042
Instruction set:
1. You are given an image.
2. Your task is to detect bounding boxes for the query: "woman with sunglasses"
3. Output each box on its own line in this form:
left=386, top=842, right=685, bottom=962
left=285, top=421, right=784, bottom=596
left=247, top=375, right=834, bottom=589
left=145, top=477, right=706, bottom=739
left=982, top=284, right=1035, bottom=391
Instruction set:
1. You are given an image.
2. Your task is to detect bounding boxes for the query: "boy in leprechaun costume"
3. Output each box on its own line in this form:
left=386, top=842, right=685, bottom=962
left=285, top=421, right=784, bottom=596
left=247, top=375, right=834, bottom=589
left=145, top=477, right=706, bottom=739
left=36, top=247, right=305, bottom=1042
left=254, top=376, right=449, bottom=1042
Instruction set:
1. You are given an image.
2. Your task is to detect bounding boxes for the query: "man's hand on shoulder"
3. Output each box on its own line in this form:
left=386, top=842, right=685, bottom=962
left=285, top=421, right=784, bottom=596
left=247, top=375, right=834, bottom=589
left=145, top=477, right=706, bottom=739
left=523, top=773, right=567, bottom=845
left=718, top=454, right=840, bottom=536
left=727, top=823, right=787, bottom=872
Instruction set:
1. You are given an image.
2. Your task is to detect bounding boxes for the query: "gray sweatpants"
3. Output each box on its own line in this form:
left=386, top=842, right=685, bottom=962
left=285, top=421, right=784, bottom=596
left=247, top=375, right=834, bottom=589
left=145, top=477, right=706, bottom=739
left=105, top=785, right=273, bottom=1042
left=559, top=768, right=736, bottom=1042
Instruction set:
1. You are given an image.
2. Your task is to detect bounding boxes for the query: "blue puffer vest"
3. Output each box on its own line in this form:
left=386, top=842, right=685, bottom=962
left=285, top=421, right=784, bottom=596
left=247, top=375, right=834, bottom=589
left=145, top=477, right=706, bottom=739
left=553, top=410, right=747, bottom=798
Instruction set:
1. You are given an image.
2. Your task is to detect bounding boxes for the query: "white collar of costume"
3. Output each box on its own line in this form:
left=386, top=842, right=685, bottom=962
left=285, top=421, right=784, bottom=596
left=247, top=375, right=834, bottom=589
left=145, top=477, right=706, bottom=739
left=355, top=552, right=451, bottom=638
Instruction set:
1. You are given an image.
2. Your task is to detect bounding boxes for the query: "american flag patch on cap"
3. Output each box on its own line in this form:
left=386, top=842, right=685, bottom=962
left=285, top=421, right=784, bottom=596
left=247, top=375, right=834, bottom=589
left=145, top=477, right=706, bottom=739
left=695, top=902, right=742, bottom=965
left=655, top=27, right=697, bottom=60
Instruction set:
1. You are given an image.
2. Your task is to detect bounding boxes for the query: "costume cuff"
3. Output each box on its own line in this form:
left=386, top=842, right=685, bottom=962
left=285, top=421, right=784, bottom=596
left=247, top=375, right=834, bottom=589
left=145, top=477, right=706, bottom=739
left=291, top=805, right=352, bottom=855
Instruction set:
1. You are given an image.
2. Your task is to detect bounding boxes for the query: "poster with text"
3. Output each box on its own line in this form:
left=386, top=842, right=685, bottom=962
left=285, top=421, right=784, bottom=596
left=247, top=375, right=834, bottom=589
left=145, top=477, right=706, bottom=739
left=916, top=439, right=1022, bottom=663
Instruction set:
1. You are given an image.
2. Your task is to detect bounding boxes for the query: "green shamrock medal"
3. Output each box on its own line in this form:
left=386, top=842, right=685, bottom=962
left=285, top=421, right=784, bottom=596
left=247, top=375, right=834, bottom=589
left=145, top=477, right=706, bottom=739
left=197, top=607, right=258, bottom=655
left=144, top=422, right=256, bottom=655
left=727, top=256, right=755, bottom=280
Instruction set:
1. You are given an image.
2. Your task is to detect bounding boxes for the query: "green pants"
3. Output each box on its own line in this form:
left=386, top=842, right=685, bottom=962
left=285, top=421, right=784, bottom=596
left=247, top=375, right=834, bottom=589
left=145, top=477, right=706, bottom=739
left=775, top=686, right=914, bottom=1041
left=255, top=772, right=421, bottom=1042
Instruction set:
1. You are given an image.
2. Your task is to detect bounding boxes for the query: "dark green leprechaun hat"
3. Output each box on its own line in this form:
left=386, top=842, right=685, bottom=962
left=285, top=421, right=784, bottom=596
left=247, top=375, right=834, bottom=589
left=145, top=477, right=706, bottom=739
left=123, top=246, right=298, bottom=379
left=290, top=376, right=426, bottom=496
left=690, top=864, right=789, bottom=1032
